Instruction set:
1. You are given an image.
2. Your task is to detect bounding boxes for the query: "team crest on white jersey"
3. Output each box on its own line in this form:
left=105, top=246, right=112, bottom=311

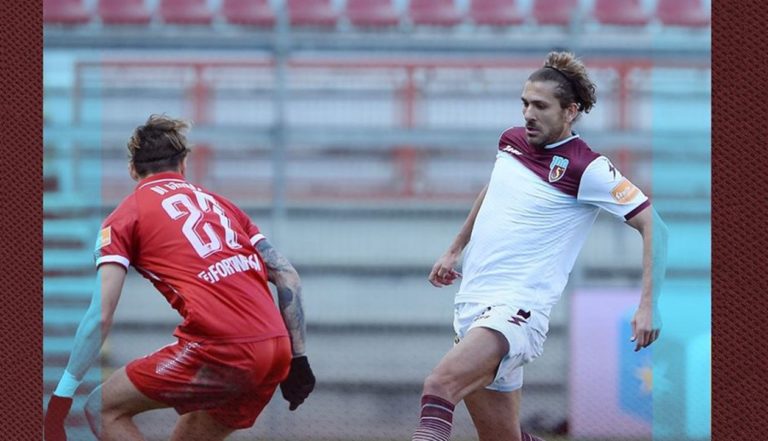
left=548, top=156, right=569, bottom=182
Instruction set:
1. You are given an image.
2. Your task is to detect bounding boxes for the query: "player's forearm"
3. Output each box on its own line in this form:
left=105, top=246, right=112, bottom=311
left=254, top=238, right=308, bottom=356
left=449, top=184, right=488, bottom=253
left=274, top=271, right=307, bottom=357
left=639, top=214, right=669, bottom=308
left=64, top=301, right=110, bottom=381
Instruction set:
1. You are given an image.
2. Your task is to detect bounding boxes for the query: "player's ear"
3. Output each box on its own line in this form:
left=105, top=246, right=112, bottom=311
left=179, top=155, right=188, bottom=176
left=566, top=102, right=579, bottom=124
left=128, top=162, right=140, bottom=181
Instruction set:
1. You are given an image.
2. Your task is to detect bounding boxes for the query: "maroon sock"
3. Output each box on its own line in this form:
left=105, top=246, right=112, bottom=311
left=412, top=395, right=455, bottom=441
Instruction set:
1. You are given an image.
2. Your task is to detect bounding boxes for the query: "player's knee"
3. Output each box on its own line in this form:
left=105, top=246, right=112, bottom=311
left=85, top=389, right=125, bottom=430
left=84, top=390, right=102, bottom=434
left=422, top=370, right=458, bottom=401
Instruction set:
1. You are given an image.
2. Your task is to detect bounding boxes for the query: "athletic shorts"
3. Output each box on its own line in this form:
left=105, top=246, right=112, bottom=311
left=126, top=336, right=292, bottom=429
left=453, top=302, right=548, bottom=392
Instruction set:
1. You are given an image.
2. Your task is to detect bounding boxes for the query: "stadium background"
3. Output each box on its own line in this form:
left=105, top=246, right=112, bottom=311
left=42, top=0, right=711, bottom=440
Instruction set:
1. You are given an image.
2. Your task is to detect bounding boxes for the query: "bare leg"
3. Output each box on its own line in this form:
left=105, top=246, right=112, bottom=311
left=464, top=388, right=522, bottom=441
left=422, top=327, right=509, bottom=403
left=84, top=367, right=167, bottom=441
left=170, top=411, right=235, bottom=441
left=411, top=327, right=510, bottom=441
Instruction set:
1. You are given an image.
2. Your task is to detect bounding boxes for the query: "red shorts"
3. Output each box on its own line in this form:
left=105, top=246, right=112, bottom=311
left=126, top=336, right=291, bottom=429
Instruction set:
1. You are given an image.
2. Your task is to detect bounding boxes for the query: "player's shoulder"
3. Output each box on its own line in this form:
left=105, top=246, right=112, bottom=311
left=557, top=136, right=604, bottom=173
left=499, top=126, right=526, bottom=145
left=106, top=192, right=139, bottom=219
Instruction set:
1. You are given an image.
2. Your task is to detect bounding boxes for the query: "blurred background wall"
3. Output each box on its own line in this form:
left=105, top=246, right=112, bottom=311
left=42, top=0, right=711, bottom=440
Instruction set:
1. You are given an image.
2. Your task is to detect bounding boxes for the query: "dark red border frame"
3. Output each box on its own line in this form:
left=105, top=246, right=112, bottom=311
left=3, top=1, right=766, bottom=440
left=0, top=0, right=43, bottom=439
left=711, top=1, right=768, bottom=439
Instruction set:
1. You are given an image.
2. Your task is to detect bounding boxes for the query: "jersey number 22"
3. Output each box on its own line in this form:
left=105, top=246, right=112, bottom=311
left=161, top=191, right=242, bottom=258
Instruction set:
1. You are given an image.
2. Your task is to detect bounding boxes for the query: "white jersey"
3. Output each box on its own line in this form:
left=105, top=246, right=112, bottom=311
left=457, top=127, right=649, bottom=317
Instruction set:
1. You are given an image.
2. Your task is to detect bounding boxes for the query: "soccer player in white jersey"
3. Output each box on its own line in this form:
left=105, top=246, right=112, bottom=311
left=410, top=52, right=669, bottom=441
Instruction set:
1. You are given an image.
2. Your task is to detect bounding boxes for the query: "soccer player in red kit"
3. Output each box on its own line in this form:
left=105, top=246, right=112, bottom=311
left=44, top=115, right=315, bottom=441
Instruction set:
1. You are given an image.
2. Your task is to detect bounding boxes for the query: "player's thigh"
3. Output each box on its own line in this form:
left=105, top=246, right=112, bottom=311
left=170, top=410, right=235, bottom=441
left=87, top=367, right=167, bottom=423
left=464, top=388, right=522, bottom=441
left=430, top=327, right=510, bottom=396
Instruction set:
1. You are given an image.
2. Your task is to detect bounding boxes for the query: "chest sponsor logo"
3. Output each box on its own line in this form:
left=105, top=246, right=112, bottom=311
left=548, top=155, right=570, bottom=182
left=502, top=144, right=523, bottom=156
left=611, top=178, right=640, bottom=204
left=95, top=226, right=112, bottom=250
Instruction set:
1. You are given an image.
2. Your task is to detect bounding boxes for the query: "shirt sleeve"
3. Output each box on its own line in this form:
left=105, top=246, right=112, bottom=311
left=577, top=156, right=650, bottom=221
left=94, top=198, right=138, bottom=269
left=214, top=194, right=266, bottom=247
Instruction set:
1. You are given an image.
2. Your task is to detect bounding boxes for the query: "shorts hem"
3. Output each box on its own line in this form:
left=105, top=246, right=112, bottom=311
left=125, top=362, right=173, bottom=409
left=485, top=382, right=523, bottom=393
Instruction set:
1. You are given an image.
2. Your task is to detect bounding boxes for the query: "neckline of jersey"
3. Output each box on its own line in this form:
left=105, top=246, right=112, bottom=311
left=545, top=132, right=580, bottom=149
left=136, top=172, right=186, bottom=189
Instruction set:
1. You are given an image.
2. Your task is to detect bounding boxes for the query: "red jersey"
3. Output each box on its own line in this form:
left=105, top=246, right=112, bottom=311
left=94, top=172, right=288, bottom=343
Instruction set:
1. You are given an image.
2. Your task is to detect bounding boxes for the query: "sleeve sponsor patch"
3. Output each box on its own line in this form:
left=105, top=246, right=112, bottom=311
left=95, top=226, right=112, bottom=249
left=610, top=179, right=640, bottom=204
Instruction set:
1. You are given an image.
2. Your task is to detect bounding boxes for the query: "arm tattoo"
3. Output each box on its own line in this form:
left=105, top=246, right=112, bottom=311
left=256, top=239, right=307, bottom=356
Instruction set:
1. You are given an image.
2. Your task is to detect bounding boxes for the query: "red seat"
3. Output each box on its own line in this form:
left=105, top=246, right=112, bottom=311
left=159, top=0, right=213, bottom=25
left=532, top=0, right=578, bottom=26
left=409, top=0, right=463, bottom=27
left=287, top=0, right=339, bottom=28
left=44, top=0, right=91, bottom=25
left=346, top=0, right=400, bottom=28
left=469, top=0, right=525, bottom=26
left=222, top=0, right=276, bottom=27
left=98, top=0, right=151, bottom=25
left=656, top=0, right=710, bottom=28
left=593, top=0, right=650, bottom=26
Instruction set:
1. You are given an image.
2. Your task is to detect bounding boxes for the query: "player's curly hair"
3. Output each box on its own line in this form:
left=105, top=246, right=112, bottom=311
left=528, top=51, right=597, bottom=115
left=127, top=114, right=191, bottom=177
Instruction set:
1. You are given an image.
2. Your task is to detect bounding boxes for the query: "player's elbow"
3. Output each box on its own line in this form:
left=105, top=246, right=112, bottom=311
left=276, top=266, right=302, bottom=290
left=654, top=215, right=670, bottom=243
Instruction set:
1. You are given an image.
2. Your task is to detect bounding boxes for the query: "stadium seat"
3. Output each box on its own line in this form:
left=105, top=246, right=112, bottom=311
left=287, top=0, right=339, bottom=28
left=159, top=0, right=213, bottom=25
left=44, top=0, right=91, bottom=25
left=469, top=0, right=525, bottom=27
left=532, top=0, right=577, bottom=26
left=98, top=0, right=151, bottom=25
left=592, top=0, right=650, bottom=26
left=656, top=0, right=710, bottom=28
left=346, top=0, right=400, bottom=28
left=409, top=0, right=463, bottom=27
left=222, top=0, right=276, bottom=27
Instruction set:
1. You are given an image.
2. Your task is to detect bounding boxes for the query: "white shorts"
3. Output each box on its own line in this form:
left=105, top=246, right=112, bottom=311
left=453, top=302, right=549, bottom=392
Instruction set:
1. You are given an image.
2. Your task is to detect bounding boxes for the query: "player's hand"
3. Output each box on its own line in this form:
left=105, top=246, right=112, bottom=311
left=280, top=356, right=315, bottom=411
left=631, top=304, right=662, bottom=352
left=44, top=394, right=73, bottom=441
left=428, top=251, right=462, bottom=287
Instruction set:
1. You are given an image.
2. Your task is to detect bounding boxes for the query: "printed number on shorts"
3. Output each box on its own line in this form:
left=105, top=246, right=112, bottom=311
left=161, top=191, right=242, bottom=258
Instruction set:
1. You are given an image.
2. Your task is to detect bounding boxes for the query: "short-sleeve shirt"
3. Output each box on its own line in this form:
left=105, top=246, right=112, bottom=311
left=457, top=127, right=649, bottom=315
left=94, top=172, right=288, bottom=343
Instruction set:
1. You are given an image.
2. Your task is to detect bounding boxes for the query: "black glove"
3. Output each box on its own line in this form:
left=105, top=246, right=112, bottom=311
left=279, top=356, right=315, bottom=411
left=44, top=395, right=73, bottom=441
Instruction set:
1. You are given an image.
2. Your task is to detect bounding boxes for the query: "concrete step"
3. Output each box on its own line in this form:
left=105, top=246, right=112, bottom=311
left=105, top=327, right=568, bottom=387
left=44, top=276, right=95, bottom=300
left=114, top=271, right=573, bottom=328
